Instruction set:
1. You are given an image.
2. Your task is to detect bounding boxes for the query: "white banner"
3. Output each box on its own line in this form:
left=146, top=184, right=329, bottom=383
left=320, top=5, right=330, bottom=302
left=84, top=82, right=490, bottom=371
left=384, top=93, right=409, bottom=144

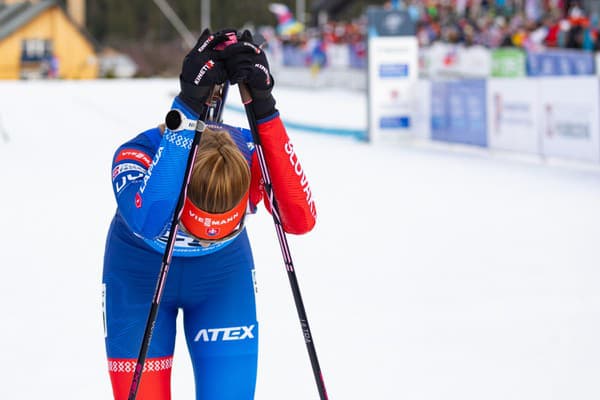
left=408, top=79, right=431, bottom=140
left=486, top=78, right=540, bottom=154
left=538, top=77, right=600, bottom=162
left=326, top=44, right=351, bottom=69
left=458, top=45, right=491, bottom=78
left=421, top=43, right=490, bottom=78
left=367, top=36, right=419, bottom=142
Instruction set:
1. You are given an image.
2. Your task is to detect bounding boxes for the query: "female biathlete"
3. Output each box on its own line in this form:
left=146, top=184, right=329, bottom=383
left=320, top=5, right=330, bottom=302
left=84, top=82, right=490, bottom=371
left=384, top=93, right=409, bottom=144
left=102, top=29, right=316, bottom=399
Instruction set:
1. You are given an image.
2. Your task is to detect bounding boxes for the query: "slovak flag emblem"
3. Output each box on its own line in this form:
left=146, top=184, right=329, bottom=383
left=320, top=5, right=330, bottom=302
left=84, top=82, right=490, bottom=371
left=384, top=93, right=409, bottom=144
left=206, top=227, right=219, bottom=237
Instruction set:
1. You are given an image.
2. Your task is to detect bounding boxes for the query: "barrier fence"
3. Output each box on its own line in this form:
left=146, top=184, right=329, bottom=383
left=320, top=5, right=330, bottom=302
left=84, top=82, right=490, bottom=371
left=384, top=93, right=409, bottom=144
left=389, top=76, right=600, bottom=164
left=278, top=42, right=600, bottom=78
left=275, top=43, right=600, bottom=164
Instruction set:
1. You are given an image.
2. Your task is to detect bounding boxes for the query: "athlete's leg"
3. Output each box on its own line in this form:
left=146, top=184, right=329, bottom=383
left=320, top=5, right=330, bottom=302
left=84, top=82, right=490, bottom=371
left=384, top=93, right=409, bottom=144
left=103, top=227, right=182, bottom=400
left=181, top=232, right=259, bottom=400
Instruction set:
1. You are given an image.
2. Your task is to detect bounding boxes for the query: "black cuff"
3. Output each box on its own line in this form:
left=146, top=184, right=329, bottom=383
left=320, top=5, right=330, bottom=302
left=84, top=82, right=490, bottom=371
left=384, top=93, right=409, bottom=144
left=177, top=92, right=206, bottom=116
left=251, top=94, right=277, bottom=120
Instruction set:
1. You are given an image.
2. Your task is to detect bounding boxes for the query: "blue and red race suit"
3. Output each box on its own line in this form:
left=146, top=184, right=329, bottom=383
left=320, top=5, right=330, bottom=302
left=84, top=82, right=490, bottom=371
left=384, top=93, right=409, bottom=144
left=103, top=97, right=316, bottom=399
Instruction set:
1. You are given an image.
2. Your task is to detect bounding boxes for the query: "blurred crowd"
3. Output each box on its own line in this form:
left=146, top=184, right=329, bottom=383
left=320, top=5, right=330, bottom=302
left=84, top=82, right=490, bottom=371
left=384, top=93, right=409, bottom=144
left=413, top=0, right=599, bottom=51
left=272, top=0, right=600, bottom=70
left=272, top=20, right=367, bottom=69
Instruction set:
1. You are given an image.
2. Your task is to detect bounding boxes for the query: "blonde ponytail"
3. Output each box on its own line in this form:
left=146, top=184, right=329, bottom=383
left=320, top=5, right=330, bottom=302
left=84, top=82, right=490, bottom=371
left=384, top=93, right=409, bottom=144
left=187, top=128, right=250, bottom=213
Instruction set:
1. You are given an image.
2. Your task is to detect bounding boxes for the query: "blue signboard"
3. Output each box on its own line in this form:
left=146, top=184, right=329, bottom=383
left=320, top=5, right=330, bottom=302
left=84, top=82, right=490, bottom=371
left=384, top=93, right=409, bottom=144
left=431, top=79, right=488, bottom=147
left=367, top=8, right=415, bottom=37
left=380, top=116, right=410, bottom=129
left=526, top=50, right=595, bottom=76
left=431, top=80, right=449, bottom=134
left=379, top=64, right=409, bottom=78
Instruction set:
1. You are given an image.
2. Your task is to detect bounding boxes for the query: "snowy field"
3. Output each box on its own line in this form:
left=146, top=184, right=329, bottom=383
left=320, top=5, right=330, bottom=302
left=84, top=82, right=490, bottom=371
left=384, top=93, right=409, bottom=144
left=1, top=79, right=600, bottom=399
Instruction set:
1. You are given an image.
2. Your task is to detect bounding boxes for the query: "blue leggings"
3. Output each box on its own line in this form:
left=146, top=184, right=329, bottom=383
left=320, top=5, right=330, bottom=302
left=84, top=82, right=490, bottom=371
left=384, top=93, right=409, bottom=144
left=103, top=223, right=258, bottom=399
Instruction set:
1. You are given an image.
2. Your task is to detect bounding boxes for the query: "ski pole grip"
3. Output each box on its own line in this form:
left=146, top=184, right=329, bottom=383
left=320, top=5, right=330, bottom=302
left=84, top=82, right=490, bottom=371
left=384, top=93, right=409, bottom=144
left=239, top=83, right=253, bottom=105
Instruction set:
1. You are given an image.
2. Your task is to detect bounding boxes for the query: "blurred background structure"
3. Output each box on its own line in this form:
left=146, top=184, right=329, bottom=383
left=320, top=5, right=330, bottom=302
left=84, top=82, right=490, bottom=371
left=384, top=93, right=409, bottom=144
left=0, top=0, right=97, bottom=78
left=1, top=0, right=600, bottom=160
left=3, top=0, right=600, bottom=78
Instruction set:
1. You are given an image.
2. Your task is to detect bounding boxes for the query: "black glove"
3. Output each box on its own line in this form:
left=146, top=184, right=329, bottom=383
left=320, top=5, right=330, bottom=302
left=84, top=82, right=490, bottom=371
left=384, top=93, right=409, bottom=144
left=222, top=30, right=277, bottom=119
left=178, top=29, right=236, bottom=115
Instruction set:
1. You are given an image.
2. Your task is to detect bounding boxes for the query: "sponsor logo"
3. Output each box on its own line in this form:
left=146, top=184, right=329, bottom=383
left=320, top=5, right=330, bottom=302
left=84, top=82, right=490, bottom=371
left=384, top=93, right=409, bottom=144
left=115, top=149, right=152, bottom=168
left=554, top=122, right=590, bottom=138
left=186, top=209, right=240, bottom=227
left=114, top=172, right=145, bottom=193
left=139, top=146, right=163, bottom=193
left=254, top=63, right=271, bottom=85
left=194, top=325, right=256, bottom=342
left=379, top=64, right=409, bottom=78
left=194, top=60, right=215, bottom=85
left=383, top=13, right=404, bottom=32
left=135, top=192, right=142, bottom=208
left=301, top=320, right=312, bottom=343
left=493, top=92, right=532, bottom=135
left=252, top=269, right=258, bottom=294
left=544, top=103, right=591, bottom=139
left=379, top=116, right=410, bottom=128
left=197, top=35, right=214, bottom=53
left=284, top=141, right=316, bottom=218
left=112, top=163, right=146, bottom=180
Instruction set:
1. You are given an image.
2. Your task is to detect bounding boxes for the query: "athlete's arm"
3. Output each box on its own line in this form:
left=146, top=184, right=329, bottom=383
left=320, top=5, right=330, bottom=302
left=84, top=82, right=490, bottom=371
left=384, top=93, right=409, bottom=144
left=222, top=33, right=316, bottom=234
left=111, top=97, right=197, bottom=239
left=252, top=112, right=316, bottom=235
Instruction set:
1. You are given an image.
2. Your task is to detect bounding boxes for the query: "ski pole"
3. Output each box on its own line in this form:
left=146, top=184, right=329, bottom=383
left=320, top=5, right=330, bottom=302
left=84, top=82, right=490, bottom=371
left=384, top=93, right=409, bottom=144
left=127, top=102, right=211, bottom=400
left=238, top=83, right=328, bottom=400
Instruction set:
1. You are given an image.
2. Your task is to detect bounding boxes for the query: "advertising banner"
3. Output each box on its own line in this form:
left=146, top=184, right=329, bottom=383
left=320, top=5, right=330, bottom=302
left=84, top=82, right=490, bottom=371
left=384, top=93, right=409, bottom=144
left=367, top=8, right=418, bottom=142
left=423, top=43, right=461, bottom=78
left=538, top=77, right=600, bottom=162
left=526, top=50, right=595, bottom=76
left=431, top=80, right=448, bottom=137
left=421, top=43, right=490, bottom=78
left=409, top=79, right=431, bottom=140
left=487, top=79, right=539, bottom=153
left=431, top=79, right=488, bottom=147
left=491, top=48, right=526, bottom=77
left=458, top=45, right=491, bottom=78
left=327, top=44, right=351, bottom=69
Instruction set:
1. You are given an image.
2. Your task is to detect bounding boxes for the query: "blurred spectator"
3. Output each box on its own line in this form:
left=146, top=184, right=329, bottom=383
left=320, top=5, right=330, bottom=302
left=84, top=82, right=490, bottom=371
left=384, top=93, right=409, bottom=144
left=268, top=0, right=600, bottom=72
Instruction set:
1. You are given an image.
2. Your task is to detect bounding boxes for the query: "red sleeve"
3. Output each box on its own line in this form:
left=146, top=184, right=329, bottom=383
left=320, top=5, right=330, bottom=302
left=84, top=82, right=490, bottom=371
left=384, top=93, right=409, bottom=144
left=248, top=151, right=264, bottom=212
left=253, top=115, right=316, bottom=234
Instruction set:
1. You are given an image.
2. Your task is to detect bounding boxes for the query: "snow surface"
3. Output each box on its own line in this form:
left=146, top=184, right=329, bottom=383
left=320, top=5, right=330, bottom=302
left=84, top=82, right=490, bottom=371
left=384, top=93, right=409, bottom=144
left=1, top=79, right=600, bottom=399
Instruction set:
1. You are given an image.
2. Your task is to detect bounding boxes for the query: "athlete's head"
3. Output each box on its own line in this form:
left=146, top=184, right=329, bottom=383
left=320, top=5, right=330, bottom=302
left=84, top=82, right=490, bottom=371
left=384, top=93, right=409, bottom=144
left=181, top=127, right=251, bottom=242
